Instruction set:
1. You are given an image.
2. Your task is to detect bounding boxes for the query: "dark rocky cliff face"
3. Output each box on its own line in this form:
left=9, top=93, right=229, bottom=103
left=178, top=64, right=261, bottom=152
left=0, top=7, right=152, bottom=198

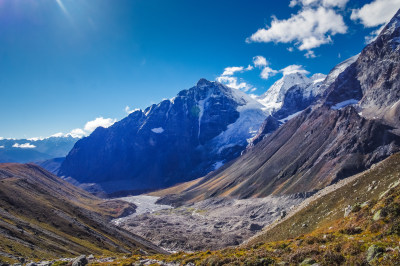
left=325, top=9, right=400, bottom=127
left=59, top=79, right=266, bottom=194
left=248, top=116, right=281, bottom=147
left=159, top=105, right=400, bottom=204
left=273, top=84, right=317, bottom=120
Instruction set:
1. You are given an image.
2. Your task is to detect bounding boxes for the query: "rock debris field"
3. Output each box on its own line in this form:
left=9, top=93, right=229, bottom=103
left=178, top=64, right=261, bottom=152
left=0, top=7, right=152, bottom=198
left=112, top=195, right=306, bottom=251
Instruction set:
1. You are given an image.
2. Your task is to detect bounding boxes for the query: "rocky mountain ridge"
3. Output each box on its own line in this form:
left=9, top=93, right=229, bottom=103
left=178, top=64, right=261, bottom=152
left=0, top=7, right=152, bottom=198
left=152, top=9, right=400, bottom=205
left=58, top=62, right=350, bottom=196
left=59, top=79, right=268, bottom=195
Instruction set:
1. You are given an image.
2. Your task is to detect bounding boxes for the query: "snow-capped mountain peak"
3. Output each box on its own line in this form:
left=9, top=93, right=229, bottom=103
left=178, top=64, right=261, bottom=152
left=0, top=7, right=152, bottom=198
left=257, top=72, right=327, bottom=113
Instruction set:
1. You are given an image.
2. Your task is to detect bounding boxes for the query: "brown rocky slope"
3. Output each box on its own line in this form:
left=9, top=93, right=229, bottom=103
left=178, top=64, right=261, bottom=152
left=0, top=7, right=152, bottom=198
left=0, top=163, right=166, bottom=262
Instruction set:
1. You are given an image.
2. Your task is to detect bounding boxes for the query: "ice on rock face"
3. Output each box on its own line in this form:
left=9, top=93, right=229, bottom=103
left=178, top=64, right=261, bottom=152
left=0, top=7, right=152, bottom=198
left=278, top=110, right=303, bottom=123
left=151, top=127, right=164, bottom=133
left=213, top=161, right=224, bottom=170
left=331, top=99, right=359, bottom=110
left=257, top=73, right=311, bottom=112
left=256, top=72, right=327, bottom=113
left=211, top=83, right=268, bottom=153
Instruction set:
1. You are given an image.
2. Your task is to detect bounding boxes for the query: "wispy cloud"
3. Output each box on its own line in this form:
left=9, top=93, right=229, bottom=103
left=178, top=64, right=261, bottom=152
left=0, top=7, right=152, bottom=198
left=0, top=146, right=4, bottom=149
left=304, top=50, right=317, bottom=58
left=55, top=0, right=71, bottom=18
left=289, top=0, right=349, bottom=8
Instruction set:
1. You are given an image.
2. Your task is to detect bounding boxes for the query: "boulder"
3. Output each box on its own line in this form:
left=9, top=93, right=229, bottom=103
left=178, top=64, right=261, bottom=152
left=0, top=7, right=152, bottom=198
left=249, top=223, right=263, bottom=231
left=344, top=205, right=352, bottom=217
left=366, top=245, right=384, bottom=262
left=300, top=258, right=316, bottom=265
left=72, top=255, right=88, bottom=266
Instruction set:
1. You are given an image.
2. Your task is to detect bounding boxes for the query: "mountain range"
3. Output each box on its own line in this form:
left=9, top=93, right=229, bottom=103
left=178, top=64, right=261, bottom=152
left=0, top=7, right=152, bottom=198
left=0, top=136, right=78, bottom=164
left=1, top=6, right=400, bottom=266
left=58, top=79, right=270, bottom=194
left=57, top=61, right=347, bottom=195
left=153, top=10, right=400, bottom=205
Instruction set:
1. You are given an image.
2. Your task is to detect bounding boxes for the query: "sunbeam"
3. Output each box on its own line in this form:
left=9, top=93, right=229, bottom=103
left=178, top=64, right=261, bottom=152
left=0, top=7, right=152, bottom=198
left=55, top=0, right=70, bottom=18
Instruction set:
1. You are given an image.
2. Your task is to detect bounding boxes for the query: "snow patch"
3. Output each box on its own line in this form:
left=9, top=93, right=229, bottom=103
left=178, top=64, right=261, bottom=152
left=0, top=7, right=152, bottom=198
left=313, top=78, right=325, bottom=84
left=391, top=99, right=400, bottom=109
left=197, top=93, right=211, bottom=141
left=279, top=110, right=303, bottom=123
left=112, top=195, right=172, bottom=226
left=258, top=73, right=312, bottom=112
left=331, top=99, right=359, bottom=110
left=213, top=161, right=224, bottom=170
left=211, top=84, right=268, bottom=154
left=151, top=127, right=164, bottom=134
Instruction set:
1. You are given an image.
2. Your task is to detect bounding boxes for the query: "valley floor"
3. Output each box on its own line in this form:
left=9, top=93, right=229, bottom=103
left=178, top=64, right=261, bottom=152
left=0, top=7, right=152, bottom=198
left=112, top=195, right=306, bottom=252
left=99, top=153, right=400, bottom=265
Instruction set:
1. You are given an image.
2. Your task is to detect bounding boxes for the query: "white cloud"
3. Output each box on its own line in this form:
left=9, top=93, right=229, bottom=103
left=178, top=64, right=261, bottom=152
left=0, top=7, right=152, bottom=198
left=351, top=0, right=400, bottom=28
left=61, top=117, right=117, bottom=139
left=125, top=106, right=141, bottom=114
left=245, top=65, right=254, bottom=71
left=217, top=63, right=256, bottom=91
left=287, top=47, right=294, bottom=52
left=289, top=0, right=349, bottom=8
left=365, top=25, right=386, bottom=43
left=0, top=145, right=4, bottom=149
left=0, top=137, right=4, bottom=140
left=27, top=137, right=45, bottom=141
left=304, top=50, right=317, bottom=58
left=50, top=132, right=64, bottom=138
left=253, top=56, right=268, bottom=67
left=280, top=65, right=310, bottom=76
left=12, top=143, right=36, bottom=149
left=221, top=66, right=245, bottom=76
left=83, top=117, right=116, bottom=132
left=217, top=76, right=253, bottom=91
left=247, top=7, right=347, bottom=52
left=67, top=128, right=87, bottom=138
left=260, top=67, right=279, bottom=80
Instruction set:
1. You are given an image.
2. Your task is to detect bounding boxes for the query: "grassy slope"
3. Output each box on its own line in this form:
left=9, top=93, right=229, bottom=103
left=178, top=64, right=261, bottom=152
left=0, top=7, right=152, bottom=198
left=0, top=163, right=165, bottom=263
left=110, top=153, right=400, bottom=265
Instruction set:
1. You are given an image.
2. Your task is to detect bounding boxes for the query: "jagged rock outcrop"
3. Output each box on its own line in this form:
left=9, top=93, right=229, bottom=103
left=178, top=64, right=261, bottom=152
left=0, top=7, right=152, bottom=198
left=248, top=116, right=281, bottom=147
left=157, top=106, right=400, bottom=203
left=324, top=9, right=400, bottom=128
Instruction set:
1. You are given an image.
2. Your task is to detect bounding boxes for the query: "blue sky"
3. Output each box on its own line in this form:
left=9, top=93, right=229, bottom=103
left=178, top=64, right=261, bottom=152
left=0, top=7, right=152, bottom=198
left=0, top=0, right=399, bottom=139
